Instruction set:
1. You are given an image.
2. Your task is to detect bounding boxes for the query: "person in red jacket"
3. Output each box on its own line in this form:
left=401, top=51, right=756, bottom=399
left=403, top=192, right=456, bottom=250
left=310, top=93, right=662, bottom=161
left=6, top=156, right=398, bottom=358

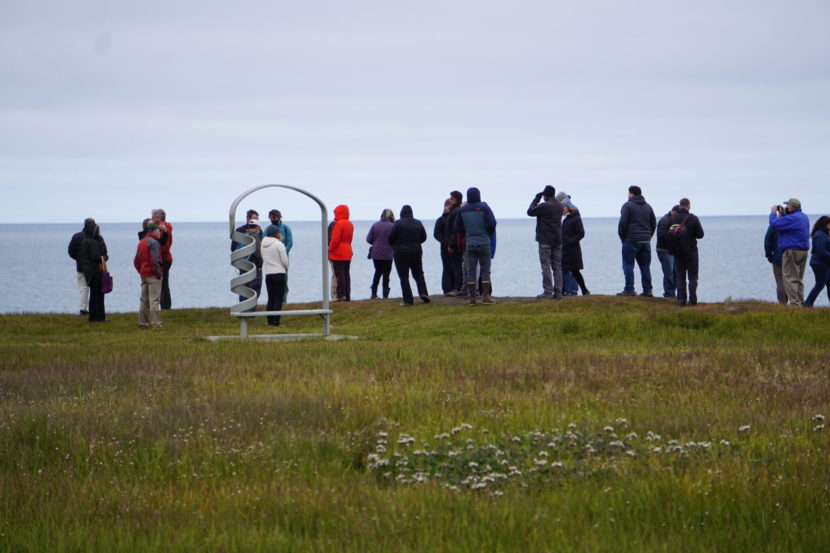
left=134, top=222, right=164, bottom=328
left=328, top=204, right=354, bottom=301
left=151, top=208, right=173, bottom=310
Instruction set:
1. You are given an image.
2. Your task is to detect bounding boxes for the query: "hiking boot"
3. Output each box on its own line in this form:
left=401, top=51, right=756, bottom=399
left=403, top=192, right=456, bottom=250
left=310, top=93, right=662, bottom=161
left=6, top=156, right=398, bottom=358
left=445, top=289, right=457, bottom=297
left=536, top=293, right=553, bottom=299
left=616, top=290, right=636, bottom=296
left=640, top=292, right=653, bottom=297
left=420, top=294, right=431, bottom=304
left=551, top=294, right=564, bottom=301
left=482, top=281, right=494, bottom=305
left=467, top=283, right=477, bottom=306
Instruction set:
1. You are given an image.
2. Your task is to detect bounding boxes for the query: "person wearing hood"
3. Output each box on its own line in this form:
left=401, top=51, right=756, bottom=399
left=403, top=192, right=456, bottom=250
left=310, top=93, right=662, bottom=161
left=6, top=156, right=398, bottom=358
left=68, top=217, right=107, bottom=316
left=366, top=208, right=395, bottom=299
left=231, top=209, right=264, bottom=310
left=328, top=204, right=354, bottom=301
left=388, top=205, right=430, bottom=306
left=769, top=198, right=810, bottom=305
left=262, top=224, right=289, bottom=325
left=617, top=185, right=656, bottom=297
left=667, top=198, right=705, bottom=307
left=74, top=217, right=109, bottom=322
left=561, top=199, right=589, bottom=296
left=454, top=187, right=497, bottom=305
left=527, top=185, right=564, bottom=299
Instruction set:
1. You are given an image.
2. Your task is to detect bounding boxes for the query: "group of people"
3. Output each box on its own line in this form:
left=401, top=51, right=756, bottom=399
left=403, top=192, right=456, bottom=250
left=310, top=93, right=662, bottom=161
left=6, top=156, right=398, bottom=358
left=68, top=187, right=830, bottom=327
left=67, top=208, right=173, bottom=325
left=764, top=200, right=830, bottom=307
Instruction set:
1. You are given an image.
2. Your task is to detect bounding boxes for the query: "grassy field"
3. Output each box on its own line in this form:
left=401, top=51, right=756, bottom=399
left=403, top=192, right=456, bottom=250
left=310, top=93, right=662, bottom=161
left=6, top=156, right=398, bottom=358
left=1, top=297, right=828, bottom=552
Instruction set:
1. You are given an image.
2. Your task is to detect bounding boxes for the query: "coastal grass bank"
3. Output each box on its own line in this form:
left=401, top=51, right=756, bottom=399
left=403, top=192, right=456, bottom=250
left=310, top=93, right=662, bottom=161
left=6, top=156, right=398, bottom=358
left=1, top=297, right=828, bottom=551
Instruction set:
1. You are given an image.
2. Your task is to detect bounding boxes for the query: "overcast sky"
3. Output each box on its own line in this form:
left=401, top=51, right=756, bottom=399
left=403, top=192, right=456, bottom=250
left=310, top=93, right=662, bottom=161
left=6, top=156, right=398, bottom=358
left=1, top=0, right=828, bottom=223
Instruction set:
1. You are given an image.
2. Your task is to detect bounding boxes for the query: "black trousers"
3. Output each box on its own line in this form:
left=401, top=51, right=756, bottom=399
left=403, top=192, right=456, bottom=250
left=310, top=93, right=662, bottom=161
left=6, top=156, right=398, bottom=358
left=371, top=259, right=393, bottom=296
left=161, top=260, right=172, bottom=310
left=449, top=249, right=464, bottom=291
left=265, top=273, right=287, bottom=325
left=87, top=273, right=106, bottom=322
left=440, top=247, right=454, bottom=293
left=332, top=260, right=351, bottom=300
left=394, top=251, right=428, bottom=304
left=675, top=252, right=699, bottom=304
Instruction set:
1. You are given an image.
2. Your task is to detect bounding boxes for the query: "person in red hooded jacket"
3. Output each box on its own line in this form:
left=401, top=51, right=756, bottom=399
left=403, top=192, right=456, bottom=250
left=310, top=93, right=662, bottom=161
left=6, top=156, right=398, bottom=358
left=328, top=204, right=354, bottom=301
left=151, top=209, right=173, bottom=310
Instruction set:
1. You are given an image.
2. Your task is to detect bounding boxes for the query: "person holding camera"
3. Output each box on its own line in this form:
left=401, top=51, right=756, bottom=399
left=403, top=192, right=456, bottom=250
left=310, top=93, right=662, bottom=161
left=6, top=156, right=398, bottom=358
left=527, top=185, right=564, bottom=300
left=769, top=199, right=810, bottom=306
left=231, top=209, right=264, bottom=310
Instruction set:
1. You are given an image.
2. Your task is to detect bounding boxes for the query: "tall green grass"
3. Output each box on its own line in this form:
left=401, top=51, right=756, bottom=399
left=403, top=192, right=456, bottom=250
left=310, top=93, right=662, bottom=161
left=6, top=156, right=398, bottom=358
left=1, top=297, right=828, bottom=551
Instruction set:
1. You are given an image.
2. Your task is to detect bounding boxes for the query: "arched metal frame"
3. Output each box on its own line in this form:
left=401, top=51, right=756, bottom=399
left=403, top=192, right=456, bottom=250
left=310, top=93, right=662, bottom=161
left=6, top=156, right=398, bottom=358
left=229, top=184, right=330, bottom=336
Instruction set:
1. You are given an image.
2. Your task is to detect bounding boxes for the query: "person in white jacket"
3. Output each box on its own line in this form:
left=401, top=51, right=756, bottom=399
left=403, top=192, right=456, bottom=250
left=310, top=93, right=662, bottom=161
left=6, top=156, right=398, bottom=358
left=262, top=225, right=289, bottom=326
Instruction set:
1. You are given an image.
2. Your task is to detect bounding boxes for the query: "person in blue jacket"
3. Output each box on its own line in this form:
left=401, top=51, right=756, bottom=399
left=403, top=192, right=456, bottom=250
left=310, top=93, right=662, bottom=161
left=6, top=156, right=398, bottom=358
left=804, top=215, right=830, bottom=307
left=769, top=198, right=810, bottom=305
left=454, top=187, right=497, bottom=305
left=763, top=225, right=787, bottom=304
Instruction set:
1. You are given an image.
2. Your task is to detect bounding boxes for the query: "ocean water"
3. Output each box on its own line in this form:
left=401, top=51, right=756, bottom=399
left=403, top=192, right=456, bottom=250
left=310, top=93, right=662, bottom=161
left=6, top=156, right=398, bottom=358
left=1, top=216, right=826, bottom=314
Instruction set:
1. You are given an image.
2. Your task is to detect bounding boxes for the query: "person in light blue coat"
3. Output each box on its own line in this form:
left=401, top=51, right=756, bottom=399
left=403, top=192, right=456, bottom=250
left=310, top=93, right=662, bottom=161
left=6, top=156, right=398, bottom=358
left=804, top=215, right=830, bottom=307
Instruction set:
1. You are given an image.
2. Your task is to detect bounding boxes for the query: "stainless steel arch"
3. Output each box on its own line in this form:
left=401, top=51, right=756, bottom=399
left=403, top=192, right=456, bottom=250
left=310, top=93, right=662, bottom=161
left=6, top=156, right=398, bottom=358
left=229, top=184, right=330, bottom=334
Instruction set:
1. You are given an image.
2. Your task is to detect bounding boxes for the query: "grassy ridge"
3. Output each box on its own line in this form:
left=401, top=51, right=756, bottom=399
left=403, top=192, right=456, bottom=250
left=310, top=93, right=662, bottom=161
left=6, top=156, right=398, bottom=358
left=1, top=298, right=828, bottom=552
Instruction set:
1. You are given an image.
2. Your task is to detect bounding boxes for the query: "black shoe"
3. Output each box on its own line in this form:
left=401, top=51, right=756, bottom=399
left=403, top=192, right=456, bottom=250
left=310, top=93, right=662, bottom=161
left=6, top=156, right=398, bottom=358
left=400, top=302, right=413, bottom=307
left=688, top=300, right=697, bottom=306
left=80, top=310, right=89, bottom=315
left=420, top=295, right=431, bottom=304
left=370, top=294, right=378, bottom=299
left=677, top=300, right=687, bottom=307
left=551, top=294, right=563, bottom=301
left=536, top=293, right=552, bottom=299
left=582, top=290, right=590, bottom=296
left=616, top=290, right=636, bottom=296
left=640, top=292, right=653, bottom=297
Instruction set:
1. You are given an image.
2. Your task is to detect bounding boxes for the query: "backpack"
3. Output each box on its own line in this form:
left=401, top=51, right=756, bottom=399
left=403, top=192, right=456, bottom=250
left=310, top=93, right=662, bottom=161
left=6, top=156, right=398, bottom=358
left=665, top=213, right=691, bottom=255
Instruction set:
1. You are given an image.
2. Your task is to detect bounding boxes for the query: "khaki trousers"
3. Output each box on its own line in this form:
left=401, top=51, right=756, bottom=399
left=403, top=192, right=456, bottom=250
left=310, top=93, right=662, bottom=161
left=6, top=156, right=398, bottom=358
left=139, top=276, right=162, bottom=327
left=781, top=249, right=808, bottom=306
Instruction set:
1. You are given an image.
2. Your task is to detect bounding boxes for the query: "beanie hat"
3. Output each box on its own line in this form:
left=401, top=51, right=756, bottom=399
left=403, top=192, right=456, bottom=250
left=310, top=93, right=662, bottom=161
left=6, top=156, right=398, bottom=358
left=542, top=185, right=556, bottom=198
left=265, top=224, right=280, bottom=237
left=784, top=198, right=801, bottom=209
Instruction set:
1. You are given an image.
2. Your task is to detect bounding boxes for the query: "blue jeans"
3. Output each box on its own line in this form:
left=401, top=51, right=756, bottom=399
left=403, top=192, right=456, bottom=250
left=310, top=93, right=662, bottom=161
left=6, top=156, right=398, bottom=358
left=621, top=241, right=652, bottom=294
left=465, top=243, right=491, bottom=283
left=656, top=250, right=676, bottom=297
left=804, top=263, right=830, bottom=306
left=563, top=271, right=578, bottom=295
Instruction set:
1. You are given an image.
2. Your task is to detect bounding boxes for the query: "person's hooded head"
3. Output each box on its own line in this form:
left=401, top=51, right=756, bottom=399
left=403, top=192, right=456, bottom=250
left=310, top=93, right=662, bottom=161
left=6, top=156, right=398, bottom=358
left=334, top=204, right=350, bottom=221
left=400, top=205, right=414, bottom=219
left=466, top=187, right=481, bottom=204
left=83, top=218, right=99, bottom=238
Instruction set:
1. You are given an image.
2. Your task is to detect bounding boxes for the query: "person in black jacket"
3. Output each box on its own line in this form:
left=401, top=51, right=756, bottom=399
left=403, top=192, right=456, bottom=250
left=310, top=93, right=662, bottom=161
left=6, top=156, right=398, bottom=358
left=79, top=219, right=108, bottom=322
left=527, top=185, right=564, bottom=299
left=67, top=217, right=106, bottom=315
left=617, top=185, right=657, bottom=296
left=561, top=200, right=589, bottom=296
left=388, top=205, right=430, bottom=306
left=231, top=209, right=264, bottom=310
left=433, top=198, right=455, bottom=295
left=665, top=198, right=704, bottom=306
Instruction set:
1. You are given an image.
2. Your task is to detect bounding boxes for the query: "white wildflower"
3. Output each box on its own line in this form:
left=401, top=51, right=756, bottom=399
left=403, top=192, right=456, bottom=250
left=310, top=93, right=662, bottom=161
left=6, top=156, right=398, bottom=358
left=626, top=432, right=639, bottom=440
left=815, top=424, right=825, bottom=432
left=625, top=450, right=637, bottom=457
left=738, top=425, right=751, bottom=433
left=538, top=450, right=549, bottom=457
left=534, top=459, right=548, bottom=466
left=604, top=426, right=615, bottom=433
left=719, top=440, right=731, bottom=447
left=551, top=462, right=564, bottom=469
left=460, top=423, right=473, bottom=430
left=813, top=414, right=825, bottom=423
left=615, top=418, right=629, bottom=427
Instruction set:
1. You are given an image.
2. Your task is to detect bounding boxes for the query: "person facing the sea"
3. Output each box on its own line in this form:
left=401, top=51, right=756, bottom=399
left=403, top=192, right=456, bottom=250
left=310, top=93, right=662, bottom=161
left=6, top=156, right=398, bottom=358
left=151, top=209, right=173, bottom=310
left=77, top=218, right=108, bottom=322
left=769, top=198, right=810, bottom=306
left=262, top=225, right=289, bottom=325
left=67, top=218, right=105, bottom=316
left=655, top=205, right=679, bottom=299
left=763, top=224, right=787, bottom=304
left=454, top=187, right=497, bottom=305
left=328, top=204, right=354, bottom=301
left=561, top=198, right=589, bottom=296
left=617, top=185, right=656, bottom=297
left=527, top=185, right=564, bottom=300
left=231, top=209, right=264, bottom=310
left=665, top=198, right=704, bottom=307
left=134, top=221, right=163, bottom=329
left=434, top=198, right=455, bottom=296
left=389, top=204, right=430, bottom=306
left=366, top=208, right=395, bottom=299
left=803, top=215, right=830, bottom=307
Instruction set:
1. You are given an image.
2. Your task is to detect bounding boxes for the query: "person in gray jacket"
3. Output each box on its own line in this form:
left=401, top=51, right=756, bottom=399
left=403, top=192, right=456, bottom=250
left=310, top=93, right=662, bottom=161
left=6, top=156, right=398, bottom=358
left=617, top=185, right=657, bottom=296
left=527, top=185, right=564, bottom=299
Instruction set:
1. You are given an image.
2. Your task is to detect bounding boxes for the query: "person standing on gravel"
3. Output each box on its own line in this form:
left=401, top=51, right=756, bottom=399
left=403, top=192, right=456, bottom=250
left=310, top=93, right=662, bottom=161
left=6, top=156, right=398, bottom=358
left=617, top=185, right=656, bottom=297
left=527, top=185, right=564, bottom=300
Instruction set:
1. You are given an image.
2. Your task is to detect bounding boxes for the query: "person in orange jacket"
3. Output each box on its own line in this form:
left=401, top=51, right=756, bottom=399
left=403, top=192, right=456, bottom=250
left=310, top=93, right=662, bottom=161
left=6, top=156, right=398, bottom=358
left=328, top=204, right=354, bottom=301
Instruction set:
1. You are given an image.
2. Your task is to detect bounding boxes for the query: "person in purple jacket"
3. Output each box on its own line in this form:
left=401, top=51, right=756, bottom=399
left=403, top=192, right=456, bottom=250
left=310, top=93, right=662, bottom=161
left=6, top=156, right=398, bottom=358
left=366, top=209, right=395, bottom=299
left=769, top=198, right=810, bottom=305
